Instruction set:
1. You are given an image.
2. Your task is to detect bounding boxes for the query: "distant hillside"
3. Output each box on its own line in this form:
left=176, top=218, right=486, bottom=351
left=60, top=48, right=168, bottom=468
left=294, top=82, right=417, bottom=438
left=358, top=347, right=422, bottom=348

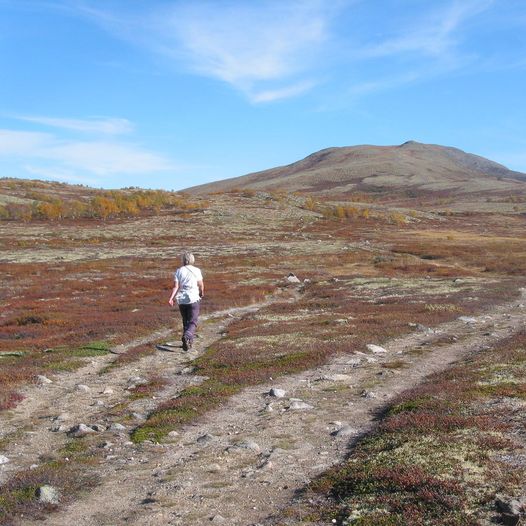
left=0, top=178, right=203, bottom=221
left=186, top=141, right=526, bottom=197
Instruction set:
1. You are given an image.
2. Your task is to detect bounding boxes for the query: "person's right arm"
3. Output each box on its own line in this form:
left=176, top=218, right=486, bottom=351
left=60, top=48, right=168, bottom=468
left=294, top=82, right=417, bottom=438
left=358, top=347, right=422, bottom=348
left=169, top=279, right=179, bottom=306
left=198, top=279, right=204, bottom=299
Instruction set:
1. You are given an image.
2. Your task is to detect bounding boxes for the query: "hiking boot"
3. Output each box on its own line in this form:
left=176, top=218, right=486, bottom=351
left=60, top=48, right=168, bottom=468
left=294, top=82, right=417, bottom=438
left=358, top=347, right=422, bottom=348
left=182, top=336, right=189, bottom=352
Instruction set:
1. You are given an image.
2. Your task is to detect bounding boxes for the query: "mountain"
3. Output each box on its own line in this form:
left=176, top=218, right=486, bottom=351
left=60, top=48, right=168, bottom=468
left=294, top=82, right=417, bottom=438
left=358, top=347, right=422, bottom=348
left=186, top=141, right=526, bottom=197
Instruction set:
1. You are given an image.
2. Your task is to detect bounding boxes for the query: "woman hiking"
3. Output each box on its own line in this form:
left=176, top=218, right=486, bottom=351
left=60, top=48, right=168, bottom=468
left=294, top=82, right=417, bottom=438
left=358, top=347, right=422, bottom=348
left=168, top=251, right=204, bottom=351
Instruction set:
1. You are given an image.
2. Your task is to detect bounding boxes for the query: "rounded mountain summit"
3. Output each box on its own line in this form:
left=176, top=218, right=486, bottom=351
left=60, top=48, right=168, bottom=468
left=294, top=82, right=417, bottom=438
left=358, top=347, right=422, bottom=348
left=186, top=141, right=526, bottom=198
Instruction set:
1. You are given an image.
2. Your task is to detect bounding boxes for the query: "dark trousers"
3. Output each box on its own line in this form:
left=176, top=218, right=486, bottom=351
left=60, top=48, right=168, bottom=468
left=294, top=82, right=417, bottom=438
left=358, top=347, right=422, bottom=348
left=178, top=302, right=200, bottom=342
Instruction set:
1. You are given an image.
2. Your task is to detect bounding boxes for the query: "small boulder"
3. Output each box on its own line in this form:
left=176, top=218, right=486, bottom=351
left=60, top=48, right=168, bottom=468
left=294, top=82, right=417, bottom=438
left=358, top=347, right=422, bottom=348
left=37, top=485, right=60, bottom=505
left=458, top=316, right=477, bottom=323
left=67, top=424, right=96, bottom=438
left=269, top=388, right=286, bottom=398
left=0, top=455, right=9, bottom=465
left=196, top=433, right=215, bottom=444
left=75, top=384, right=90, bottom=392
left=109, top=423, right=126, bottom=432
left=366, top=344, right=388, bottom=354
left=286, top=273, right=301, bottom=283
left=361, top=390, right=377, bottom=399
left=332, top=425, right=358, bottom=437
left=228, top=440, right=261, bottom=453
left=102, top=387, right=114, bottom=395
left=36, top=375, right=52, bottom=385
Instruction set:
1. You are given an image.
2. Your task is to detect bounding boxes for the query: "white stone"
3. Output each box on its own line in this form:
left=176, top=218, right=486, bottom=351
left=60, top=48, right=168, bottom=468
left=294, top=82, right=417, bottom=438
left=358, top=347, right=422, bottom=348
left=366, top=344, right=388, bottom=354
left=76, top=384, right=90, bottom=392
left=288, top=401, right=313, bottom=411
left=109, top=423, right=126, bottom=432
left=286, top=273, right=301, bottom=283
left=102, top=387, right=114, bottom=395
left=37, top=485, right=60, bottom=505
left=333, top=425, right=358, bottom=437
left=269, top=388, right=286, bottom=398
left=458, top=316, right=477, bottom=323
left=0, top=455, right=9, bottom=465
left=36, top=375, right=52, bottom=385
left=67, top=424, right=96, bottom=438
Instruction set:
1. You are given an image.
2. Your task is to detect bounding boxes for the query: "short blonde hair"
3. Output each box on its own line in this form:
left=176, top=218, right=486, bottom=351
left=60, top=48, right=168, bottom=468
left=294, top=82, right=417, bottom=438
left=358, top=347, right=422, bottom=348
left=182, top=251, right=195, bottom=265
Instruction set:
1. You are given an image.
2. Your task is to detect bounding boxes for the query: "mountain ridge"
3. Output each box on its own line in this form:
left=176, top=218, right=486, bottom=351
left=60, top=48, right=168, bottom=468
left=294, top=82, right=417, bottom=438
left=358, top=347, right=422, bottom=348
left=186, top=141, right=526, bottom=196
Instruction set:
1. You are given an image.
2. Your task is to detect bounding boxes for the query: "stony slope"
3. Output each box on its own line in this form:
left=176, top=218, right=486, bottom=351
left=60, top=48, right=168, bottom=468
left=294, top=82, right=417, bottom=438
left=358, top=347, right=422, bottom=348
left=186, top=141, right=526, bottom=197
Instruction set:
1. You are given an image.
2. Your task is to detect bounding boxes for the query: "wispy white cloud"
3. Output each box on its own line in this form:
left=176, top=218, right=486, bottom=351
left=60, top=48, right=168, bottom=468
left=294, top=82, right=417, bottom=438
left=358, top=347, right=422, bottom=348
left=16, top=115, right=134, bottom=134
left=71, top=0, right=343, bottom=103
left=0, top=125, right=175, bottom=184
left=250, top=80, right=318, bottom=103
left=359, top=0, right=494, bottom=60
left=65, top=0, right=501, bottom=105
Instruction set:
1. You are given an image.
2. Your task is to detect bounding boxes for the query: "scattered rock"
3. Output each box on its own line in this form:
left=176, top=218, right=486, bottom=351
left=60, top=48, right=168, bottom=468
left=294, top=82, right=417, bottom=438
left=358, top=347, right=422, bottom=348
left=258, top=459, right=273, bottom=471
left=127, top=376, right=147, bottom=389
left=37, top=485, right=60, bottom=505
left=168, top=431, right=179, bottom=438
left=288, top=401, right=313, bottom=411
left=366, top=344, right=388, bottom=354
left=36, top=375, right=52, bottom=385
left=75, top=384, right=90, bottom=392
left=265, top=403, right=274, bottom=412
left=197, top=433, right=215, bottom=444
left=53, top=413, right=70, bottom=422
left=91, top=423, right=107, bottom=432
left=458, top=316, right=477, bottom=323
left=286, top=273, right=301, bottom=283
left=102, top=387, right=114, bottom=395
left=131, top=412, right=146, bottom=421
left=269, top=388, right=286, bottom=398
left=180, top=366, right=196, bottom=375
left=361, top=390, right=377, bottom=399
left=109, top=423, right=126, bottom=432
left=332, top=425, right=358, bottom=437
left=0, top=455, right=9, bottom=465
left=210, top=514, right=226, bottom=523
left=346, top=358, right=362, bottom=367
left=50, top=424, right=68, bottom=433
left=207, top=463, right=222, bottom=473
left=67, top=424, right=97, bottom=438
left=228, top=440, right=261, bottom=453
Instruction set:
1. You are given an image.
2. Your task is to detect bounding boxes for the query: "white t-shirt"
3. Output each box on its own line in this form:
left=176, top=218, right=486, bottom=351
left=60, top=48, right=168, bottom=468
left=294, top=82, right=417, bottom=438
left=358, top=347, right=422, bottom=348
left=174, top=265, right=203, bottom=304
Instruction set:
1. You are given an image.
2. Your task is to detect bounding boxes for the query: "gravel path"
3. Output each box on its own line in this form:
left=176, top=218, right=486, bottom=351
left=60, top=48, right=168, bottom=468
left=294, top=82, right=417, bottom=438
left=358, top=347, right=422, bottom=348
left=2, top=288, right=525, bottom=526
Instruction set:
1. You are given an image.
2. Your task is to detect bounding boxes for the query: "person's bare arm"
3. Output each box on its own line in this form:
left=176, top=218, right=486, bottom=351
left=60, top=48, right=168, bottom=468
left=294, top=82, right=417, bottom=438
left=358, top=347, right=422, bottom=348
left=198, top=279, right=204, bottom=298
left=168, top=279, right=179, bottom=306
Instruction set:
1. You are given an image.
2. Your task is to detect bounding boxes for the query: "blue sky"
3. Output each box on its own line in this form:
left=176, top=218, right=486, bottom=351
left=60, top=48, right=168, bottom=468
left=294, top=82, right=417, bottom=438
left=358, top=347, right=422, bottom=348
left=1, top=0, right=525, bottom=190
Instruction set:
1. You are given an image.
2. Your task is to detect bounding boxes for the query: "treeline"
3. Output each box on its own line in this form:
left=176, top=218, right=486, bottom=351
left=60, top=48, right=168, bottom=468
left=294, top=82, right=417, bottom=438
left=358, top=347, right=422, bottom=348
left=0, top=190, right=204, bottom=221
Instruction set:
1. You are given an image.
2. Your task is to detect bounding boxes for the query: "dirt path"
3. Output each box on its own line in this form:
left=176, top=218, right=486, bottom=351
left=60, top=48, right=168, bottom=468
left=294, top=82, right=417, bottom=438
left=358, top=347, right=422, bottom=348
left=2, top=288, right=526, bottom=526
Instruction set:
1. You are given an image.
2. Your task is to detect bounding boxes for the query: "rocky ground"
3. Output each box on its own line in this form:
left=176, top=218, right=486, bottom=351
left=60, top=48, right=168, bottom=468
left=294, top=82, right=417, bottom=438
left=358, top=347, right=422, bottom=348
left=1, top=286, right=525, bottom=526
